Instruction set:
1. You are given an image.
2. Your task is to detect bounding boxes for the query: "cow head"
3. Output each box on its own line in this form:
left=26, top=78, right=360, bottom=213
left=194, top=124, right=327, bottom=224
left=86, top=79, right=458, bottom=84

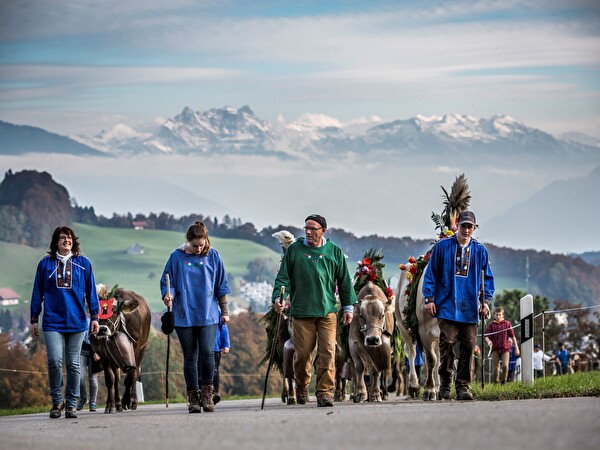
left=357, top=296, right=386, bottom=347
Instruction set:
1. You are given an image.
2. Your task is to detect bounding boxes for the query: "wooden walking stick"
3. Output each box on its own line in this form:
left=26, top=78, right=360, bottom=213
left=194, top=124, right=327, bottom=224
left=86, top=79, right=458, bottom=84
left=165, top=273, right=172, bottom=407
left=480, top=269, right=486, bottom=390
left=261, top=286, right=285, bottom=410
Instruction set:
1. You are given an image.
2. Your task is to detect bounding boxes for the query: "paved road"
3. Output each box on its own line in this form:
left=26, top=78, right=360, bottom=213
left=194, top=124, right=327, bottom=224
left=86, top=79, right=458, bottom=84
left=1, top=396, right=598, bottom=449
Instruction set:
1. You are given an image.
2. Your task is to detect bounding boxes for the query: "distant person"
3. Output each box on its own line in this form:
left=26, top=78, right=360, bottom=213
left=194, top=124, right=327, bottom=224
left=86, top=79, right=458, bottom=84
left=507, top=337, right=519, bottom=382
left=30, top=226, right=100, bottom=419
left=272, top=214, right=357, bottom=407
left=161, top=220, right=230, bottom=413
left=77, top=316, right=102, bottom=412
left=212, top=317, right=230, bottom=405
left=423, top=210, right=493, bottom=400
left=533, top=344, right=551, bottom=378
left=554, top=342, right=572, bottom=375
left=485, top=307, right=520, bottom=384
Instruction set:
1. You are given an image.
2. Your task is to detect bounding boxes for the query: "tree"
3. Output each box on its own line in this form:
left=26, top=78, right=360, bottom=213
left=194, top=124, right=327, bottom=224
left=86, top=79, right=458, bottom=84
left=246, top=257, right=279, bottom=283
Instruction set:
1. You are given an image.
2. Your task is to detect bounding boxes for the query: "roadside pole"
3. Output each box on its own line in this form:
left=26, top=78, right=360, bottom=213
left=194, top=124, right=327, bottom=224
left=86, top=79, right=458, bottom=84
left=520, top=294, right=534, bottom=385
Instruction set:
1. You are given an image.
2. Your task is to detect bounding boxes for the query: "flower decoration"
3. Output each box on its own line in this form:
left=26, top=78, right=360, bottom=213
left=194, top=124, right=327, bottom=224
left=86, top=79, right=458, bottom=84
left=353, top=248, right=394, bottom=302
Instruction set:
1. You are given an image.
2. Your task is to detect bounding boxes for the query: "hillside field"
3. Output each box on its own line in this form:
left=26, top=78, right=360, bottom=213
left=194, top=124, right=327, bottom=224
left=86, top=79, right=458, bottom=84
left=0, top=223, right=281, bottom=311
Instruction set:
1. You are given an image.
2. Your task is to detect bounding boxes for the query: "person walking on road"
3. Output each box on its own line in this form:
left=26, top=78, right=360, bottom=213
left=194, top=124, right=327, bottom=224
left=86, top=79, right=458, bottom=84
left=422, top=210, right=493, bottom=400
left=161, top=220, right=230, bottom=413
left=272, top=214, right=357, bottom=407
left=30, top=226, right=100, bottom=419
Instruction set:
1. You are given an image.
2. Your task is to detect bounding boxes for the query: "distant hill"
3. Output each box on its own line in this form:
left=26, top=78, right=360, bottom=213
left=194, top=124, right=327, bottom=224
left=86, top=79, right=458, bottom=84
left=482, top=166, right=600, bottom=253
left=0, top=120, right=106, bottom=156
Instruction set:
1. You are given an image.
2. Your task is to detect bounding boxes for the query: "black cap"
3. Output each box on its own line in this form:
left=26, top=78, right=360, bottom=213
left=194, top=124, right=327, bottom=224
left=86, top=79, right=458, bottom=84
left=534, top=344, right=541, bottom=349
left=458, top=210, right=477, bottom=227
left=305, top=214, right=327, bottom=229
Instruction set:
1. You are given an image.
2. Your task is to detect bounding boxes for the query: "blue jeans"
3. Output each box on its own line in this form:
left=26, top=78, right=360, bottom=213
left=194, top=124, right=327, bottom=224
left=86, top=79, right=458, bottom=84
left=45, top=331, right=86, bottom=409
left=79, top=347, right=99, bottom=406
left=176, top=324, right=217, bottom=390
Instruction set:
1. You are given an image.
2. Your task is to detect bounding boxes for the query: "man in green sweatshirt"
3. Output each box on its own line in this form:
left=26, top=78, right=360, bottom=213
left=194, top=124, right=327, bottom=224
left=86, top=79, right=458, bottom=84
left=273, top=214, right=357, bottom=407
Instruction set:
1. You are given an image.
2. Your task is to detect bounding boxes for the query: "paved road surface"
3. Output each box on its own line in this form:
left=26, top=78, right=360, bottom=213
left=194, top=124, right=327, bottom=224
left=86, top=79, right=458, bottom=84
left=1, top=396, right=598, bottom=449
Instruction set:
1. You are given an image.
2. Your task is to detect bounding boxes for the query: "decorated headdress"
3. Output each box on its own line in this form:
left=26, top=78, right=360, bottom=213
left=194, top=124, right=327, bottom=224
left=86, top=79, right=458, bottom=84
left=431, top=173, right=471, bottom=238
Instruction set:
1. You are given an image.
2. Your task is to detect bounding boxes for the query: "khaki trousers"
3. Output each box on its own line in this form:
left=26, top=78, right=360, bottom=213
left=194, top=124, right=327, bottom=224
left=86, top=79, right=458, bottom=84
left=491, top=350, right=510, bottom=383
left=292, top=313, right=337, bottom=396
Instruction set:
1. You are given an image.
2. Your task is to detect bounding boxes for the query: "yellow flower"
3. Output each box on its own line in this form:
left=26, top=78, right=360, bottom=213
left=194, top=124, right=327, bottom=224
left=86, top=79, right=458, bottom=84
left=444, top=229, right=454, bottom=236
left=406, top=271, right=413, bottom=282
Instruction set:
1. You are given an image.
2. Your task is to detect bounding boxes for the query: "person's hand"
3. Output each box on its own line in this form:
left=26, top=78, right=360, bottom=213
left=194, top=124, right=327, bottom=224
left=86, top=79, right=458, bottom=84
left=163, top=293, right=174, bottom=308
left=222, top=348, right=230, bottom=354
left=90, top=320, right=100, bottom=335
left=423, top=302, right=436, bottom=317
left=222, top=315, right=230, bottom=324
left=31, top=323, right=39, bottom=337
left=93, top=353, right=101, bottom=361
left=342, top=312, right=353, bottom=325
left=273, top=300, right=284, bottom=314
left=480, top=302, right=490, bottom=318
left=485, top=339, right=493, bottom=348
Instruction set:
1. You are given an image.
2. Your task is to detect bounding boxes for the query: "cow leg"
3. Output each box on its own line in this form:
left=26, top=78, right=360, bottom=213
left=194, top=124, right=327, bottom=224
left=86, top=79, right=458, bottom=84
left=422, top=337, right=440, bottom=401
left=122, top=369, right=135, bottom=410
left=113, top=367, right=123, bottom=412
left=103, top=364, right=117, bottom=414
left=405, top=342, right=421, bottom=398
left=281, top=375, right=289, bottom=404
left=351, top=354, right=367, bottom=403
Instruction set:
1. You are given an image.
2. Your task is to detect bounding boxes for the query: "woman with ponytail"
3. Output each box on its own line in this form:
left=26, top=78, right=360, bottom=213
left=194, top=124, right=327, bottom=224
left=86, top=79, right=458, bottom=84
left=160, top=221, right=230, bottom=413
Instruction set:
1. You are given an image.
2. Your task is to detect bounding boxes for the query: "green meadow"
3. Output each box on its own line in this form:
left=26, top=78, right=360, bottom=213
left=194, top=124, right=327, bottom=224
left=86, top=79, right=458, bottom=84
left=0, top=223, right=281, bottom=311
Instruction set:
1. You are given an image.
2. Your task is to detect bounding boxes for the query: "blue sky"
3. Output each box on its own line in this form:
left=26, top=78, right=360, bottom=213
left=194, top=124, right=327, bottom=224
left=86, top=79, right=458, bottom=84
left=1, top=0, right=599, bottom=136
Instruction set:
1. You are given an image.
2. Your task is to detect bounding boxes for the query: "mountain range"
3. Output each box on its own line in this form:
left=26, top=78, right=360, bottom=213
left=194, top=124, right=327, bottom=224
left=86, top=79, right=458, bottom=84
left=1, top=106, right=599, bottom=254
left=2, top=106, right=599, bottom=163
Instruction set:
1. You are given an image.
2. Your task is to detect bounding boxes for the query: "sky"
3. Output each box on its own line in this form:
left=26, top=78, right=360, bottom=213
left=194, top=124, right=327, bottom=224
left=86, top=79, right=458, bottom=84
left=1, top=0, right=599, bottom=138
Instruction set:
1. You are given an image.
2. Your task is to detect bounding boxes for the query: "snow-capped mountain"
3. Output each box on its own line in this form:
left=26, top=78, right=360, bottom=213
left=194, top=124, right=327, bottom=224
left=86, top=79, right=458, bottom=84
left=77, top=106, right=598, bottom=162
left=4, top=106, right=599, bottom=164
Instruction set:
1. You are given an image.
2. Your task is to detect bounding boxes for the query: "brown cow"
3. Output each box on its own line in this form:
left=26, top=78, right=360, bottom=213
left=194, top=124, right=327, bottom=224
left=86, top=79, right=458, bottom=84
left=348, top=281, right=393, bottom=403
left=90, top=286, right=151, bottom=413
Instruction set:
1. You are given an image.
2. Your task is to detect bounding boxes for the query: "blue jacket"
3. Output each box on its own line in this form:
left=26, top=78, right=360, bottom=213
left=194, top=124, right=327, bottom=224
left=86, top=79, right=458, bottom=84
left=422, top=235, right=494, bottom=324
left=30, top=255, right=100, bottom=332
left=214, top=321, right=230, bottom=352
left=160, top=247, right=231, bottom=327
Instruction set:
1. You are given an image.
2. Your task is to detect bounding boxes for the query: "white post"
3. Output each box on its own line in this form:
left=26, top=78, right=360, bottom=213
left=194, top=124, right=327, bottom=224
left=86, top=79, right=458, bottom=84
left=520, top=294, right=534, bottom=384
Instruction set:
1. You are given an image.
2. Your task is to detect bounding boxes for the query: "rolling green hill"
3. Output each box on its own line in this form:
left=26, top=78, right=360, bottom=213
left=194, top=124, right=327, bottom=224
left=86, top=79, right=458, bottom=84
left=0, top=223, right=281, bottom=311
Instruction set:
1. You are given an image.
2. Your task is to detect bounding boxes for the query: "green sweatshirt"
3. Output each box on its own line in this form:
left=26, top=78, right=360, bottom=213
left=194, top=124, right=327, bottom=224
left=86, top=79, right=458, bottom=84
left=272, top=237, right=357, bottom=317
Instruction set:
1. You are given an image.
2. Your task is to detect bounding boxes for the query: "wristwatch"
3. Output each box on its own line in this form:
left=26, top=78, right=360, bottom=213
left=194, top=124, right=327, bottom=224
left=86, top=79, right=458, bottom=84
left=424, top=297, right=434, bottom=304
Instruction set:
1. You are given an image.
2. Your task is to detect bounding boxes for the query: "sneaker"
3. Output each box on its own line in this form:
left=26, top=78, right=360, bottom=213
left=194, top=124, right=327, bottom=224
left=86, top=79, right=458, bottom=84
left=213, top=392, right=221, bottom=405
left=296, top=386, right=309, bottom=405
left=49, top=403, right=64, bottom=419
left=317, top=393, right=334, bottom=407
left=456, top=387, right=473, bottom=401
left=76, top=400, right=86, bottom=411
left=89, top=403, right=97, bottom=412
left=65, top=407, right=78, bottom=419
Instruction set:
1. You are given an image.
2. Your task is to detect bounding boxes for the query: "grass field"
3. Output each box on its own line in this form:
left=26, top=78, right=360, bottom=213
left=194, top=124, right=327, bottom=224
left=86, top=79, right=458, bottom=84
left=0, top=223, right=281, bottom=311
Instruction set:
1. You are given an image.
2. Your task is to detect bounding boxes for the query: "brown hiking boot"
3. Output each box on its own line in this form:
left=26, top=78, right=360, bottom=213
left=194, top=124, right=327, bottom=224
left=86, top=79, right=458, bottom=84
left=49, top=402, right=64, bottom=419
left=296, top=386, right=309, bottom=405
left=187, top=389, right=201, bottom=413
left=317, top=393, right=334, bottom=407
left=200, top=385, right=215, bottom=412
left=456, top=386, right=473, bottom=401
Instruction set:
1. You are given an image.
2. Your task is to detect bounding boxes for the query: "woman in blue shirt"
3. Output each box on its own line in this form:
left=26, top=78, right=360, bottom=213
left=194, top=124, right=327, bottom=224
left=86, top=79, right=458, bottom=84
left=161, top=221, right=230, bottom=413
left=30, top=226, right=100, bottom=419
